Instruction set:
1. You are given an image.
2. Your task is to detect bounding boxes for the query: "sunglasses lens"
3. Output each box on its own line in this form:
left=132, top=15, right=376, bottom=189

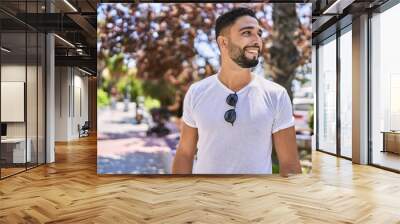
left=226, top=93, right=238, bottom=107
left=224, top=109, right=236, bottom=125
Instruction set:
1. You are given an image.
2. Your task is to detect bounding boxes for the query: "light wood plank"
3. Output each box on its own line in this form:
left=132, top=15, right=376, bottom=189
left=0, top=135, right=399, bottom=223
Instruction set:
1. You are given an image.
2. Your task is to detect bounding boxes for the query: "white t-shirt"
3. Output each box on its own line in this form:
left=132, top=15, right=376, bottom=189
left=182, top=73, right=294, bottom=174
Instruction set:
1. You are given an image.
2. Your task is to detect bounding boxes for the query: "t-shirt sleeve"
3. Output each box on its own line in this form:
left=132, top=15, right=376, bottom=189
left=181, top=86, right=197, bottom=128
left=272, top=89, right=295, bottom=134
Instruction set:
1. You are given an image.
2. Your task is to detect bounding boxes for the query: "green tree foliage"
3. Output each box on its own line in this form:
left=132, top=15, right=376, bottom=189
left=98, top=3, right=311, bottom=110
left=97, top=89, right=110, bottom=108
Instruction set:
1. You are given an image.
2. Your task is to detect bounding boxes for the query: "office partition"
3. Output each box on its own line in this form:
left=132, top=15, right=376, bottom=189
left=0, top=0, right=47, bottom=179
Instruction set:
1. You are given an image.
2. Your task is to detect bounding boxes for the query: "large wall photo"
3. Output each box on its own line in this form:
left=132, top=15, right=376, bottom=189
left=97, top=3, right=312, bottom=175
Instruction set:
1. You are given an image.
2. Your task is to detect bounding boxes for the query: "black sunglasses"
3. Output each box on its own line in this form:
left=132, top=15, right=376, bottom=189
left=224, top=92, right=238, bottom=126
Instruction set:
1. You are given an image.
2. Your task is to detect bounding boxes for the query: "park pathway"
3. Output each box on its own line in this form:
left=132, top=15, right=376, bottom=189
left=97, top=102, right=179, bottom=174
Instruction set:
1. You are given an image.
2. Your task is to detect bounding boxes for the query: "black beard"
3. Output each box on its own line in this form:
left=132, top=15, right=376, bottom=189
left=228, top=42, right=260, bottom=68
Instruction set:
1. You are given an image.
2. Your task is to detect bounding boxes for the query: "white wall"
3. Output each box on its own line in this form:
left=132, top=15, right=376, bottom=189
left=55, top=66, right=69, bottom=141
left=1, top=63, right=46, bottom=164
left=54, top=67, right=89, bottom=141
left=1, top=65, right=29, bottom=138
left=1, top=82, right=25, bottom=122
left=72, top=73, right=89, bottom=138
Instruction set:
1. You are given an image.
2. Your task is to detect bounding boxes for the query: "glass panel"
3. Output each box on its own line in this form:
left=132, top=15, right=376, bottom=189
left=38, top=32, right=45, bottom=165
left=37, top=0, right=46, bottom=165
left=26, top=0, right=39, bottom=169
left=371, top=4, right=400, bottom=171
left=318, top=36, right=337, bottom=154
left=340, top=28, right=352, bottom=158
left=0, top=0, right=46, bottom=178
left=1, top=26, right=27, bottom=178
left=27, top=30, right=38, bottom=169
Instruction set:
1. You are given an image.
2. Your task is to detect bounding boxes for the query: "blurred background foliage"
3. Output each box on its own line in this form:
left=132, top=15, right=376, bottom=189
left=97, top=3, right=312, bottom=112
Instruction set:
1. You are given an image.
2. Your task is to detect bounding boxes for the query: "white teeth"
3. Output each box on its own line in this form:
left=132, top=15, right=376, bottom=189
left=247, top=49, right=258, bottom=54
left=246, top=48, right=259, bottom=54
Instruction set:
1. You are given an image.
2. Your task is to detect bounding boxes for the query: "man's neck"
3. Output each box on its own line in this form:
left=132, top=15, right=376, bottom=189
left=218, top=61, right=253, bottom=93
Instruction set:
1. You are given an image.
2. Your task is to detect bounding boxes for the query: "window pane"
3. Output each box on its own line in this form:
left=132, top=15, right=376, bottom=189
left=318, top=37, right=337, bottom=154
left=340, top=29, right=352, bottom=158
left=27, top=31, right=38, bottom=169
left=371, top=4, right=400, bottom=171
left=38, top=32, right=45, bottom=165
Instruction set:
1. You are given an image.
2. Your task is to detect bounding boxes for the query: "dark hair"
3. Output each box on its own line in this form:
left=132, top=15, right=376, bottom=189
left=215, top=7, right=257, bottom=41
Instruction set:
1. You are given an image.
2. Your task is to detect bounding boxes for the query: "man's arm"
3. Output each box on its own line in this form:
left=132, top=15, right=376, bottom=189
left=273, top=126, right=302, bottom=177
left=172, top=121, right=198, bottom=174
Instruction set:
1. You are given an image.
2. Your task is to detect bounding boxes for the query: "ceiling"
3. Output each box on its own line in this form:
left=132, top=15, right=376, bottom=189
left=311, top=0, right=389, bottom=42
left=0, top=0, right=97, bottom=75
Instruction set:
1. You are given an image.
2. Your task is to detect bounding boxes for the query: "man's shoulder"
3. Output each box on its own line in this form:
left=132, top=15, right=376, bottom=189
left=254, top=76, right=291, bottom=115
left=255, top=75, right=287, bottom=95
left=188, top=74, right=217, bottom=94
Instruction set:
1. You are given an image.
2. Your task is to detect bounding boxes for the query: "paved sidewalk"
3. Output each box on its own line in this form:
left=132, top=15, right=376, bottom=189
left=97, top=103, right=179, bottom=174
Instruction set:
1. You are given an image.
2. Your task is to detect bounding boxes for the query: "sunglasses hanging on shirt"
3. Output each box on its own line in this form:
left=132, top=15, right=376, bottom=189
left=224, top=92, right=238, bottom=126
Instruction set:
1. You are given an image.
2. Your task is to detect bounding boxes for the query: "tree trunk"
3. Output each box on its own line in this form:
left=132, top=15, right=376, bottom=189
left=269, top=4, right=299, bottom=101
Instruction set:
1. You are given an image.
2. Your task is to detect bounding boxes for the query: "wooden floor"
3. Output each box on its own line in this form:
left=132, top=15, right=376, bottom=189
left=372, top=150, right=400, bottom=171
left=0, top=135, right=400, bottom=223
left=1, top=163, right=45, bottom=178
left=0, top=167, right=26, bottom=178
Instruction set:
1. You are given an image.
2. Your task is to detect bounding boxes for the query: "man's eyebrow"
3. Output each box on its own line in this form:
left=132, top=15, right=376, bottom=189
left=239, top=26, right=255, bottom=32
left=239, top=26, right=264, bottom=33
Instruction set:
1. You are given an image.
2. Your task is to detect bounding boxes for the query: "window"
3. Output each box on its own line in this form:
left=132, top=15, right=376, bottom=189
left=339, top=27, right=352, bottom=158
left=370, top=2, right=400, bottom=171
left=317, top=35, right=337, bottom=154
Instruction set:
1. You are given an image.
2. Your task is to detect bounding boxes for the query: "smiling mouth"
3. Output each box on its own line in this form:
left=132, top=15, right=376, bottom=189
left=244, top=47, right=260, bottom=55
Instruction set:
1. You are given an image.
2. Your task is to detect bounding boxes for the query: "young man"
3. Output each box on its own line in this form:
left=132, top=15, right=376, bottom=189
left=172, top=7, right=301, bottom=176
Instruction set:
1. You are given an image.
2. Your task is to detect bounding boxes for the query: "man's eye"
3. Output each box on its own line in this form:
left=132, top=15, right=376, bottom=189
left=242, top=31, right=251, bottom=36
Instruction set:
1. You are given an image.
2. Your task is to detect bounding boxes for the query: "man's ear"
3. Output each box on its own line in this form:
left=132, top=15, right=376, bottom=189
left=217, top=35, right=228, bottom=50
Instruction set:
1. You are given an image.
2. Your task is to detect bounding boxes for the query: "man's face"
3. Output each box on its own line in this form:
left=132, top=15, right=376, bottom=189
left=225, top=16, right=263, bottom=68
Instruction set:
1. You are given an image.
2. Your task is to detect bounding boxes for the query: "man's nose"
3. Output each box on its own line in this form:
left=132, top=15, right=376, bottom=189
left=251, top=36, right=262, bottom=48
left=249, top=40, right=262, bottom=49
left=254, top=38, right=263, bottom=51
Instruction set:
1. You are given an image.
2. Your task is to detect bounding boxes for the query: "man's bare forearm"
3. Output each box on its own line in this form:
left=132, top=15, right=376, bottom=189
left=273, top=126, right=302, bottom=177
left=278, top=144, right=302, bottom=177
left=279, top=159, right=301, bottom=177
left=172, top=152, right=194, bottom=174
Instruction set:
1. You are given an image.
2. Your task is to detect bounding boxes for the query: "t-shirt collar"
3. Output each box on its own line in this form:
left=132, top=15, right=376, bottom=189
left=215, top=71, right=257, bottom=94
